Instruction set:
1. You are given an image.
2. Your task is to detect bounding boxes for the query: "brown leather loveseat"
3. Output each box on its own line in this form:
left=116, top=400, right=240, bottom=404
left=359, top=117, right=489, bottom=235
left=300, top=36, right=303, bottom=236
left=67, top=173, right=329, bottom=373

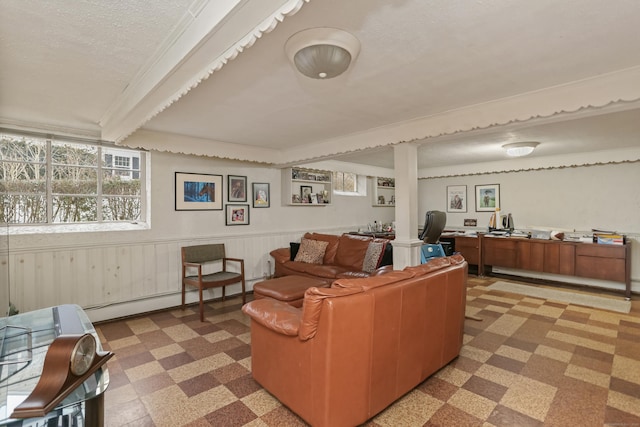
left=242, top=255, right=467, bottom=427
left=269, top=232, right=393, bottom=281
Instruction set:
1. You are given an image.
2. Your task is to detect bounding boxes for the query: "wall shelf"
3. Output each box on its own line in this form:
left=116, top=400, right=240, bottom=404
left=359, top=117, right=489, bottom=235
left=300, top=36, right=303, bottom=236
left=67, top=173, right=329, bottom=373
left=282, top=167, right=332, bottom=206
left=372, top=177, right=395, bottom=207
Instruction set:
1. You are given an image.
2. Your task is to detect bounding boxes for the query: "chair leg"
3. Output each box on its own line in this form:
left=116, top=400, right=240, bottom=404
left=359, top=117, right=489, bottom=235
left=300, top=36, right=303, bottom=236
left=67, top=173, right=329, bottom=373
left=222, top=286, right=226, bottom=301
left=241, top=278, right=246, bottom=305
left=181, top=282, right=185, bottom=310
left=199, top=286, right=204, bottom=322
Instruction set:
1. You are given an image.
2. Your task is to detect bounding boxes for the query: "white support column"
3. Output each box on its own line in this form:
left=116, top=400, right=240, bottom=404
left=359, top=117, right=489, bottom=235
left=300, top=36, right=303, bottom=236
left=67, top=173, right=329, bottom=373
left=392, top=143, right=423, bottom=269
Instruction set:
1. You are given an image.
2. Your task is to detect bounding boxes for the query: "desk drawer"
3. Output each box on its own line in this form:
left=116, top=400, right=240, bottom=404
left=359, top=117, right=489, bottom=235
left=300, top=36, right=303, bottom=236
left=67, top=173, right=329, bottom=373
left=454, top=237, right=479, bottom=265
left=576, top=244, right=625, bottom=258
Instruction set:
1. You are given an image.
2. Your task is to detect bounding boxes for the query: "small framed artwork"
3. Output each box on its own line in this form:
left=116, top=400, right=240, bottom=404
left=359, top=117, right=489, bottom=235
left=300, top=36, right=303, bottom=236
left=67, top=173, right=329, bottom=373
left=226, top=204, right=250, bottom=225
left=475, top=184, right=500, bottom=212
left=252, top=183, right=270, bottom=208
left=175, top=172, right=223, bottom=211
left=447, top=185, right=467, bottom=213
left=300, top=185, right=313, bottom=203
left=228, top=175, right=247, bottom=202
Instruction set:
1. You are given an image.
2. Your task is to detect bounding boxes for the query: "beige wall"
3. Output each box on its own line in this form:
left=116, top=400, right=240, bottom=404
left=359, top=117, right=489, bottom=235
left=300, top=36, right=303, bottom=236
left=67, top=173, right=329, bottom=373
left=418, top=161, right=640, bottom=293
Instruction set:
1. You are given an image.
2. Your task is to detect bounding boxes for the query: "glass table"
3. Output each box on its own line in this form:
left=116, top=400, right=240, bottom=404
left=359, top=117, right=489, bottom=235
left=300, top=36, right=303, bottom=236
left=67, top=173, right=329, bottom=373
left=0, top=305, right=109, bottom=427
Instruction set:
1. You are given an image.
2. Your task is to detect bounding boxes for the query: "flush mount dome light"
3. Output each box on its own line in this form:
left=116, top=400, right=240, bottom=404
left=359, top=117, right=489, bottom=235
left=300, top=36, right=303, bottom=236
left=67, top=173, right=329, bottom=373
left=503, top=141, right=540, bottom=157
left=285, top=28, right=360, bottom=79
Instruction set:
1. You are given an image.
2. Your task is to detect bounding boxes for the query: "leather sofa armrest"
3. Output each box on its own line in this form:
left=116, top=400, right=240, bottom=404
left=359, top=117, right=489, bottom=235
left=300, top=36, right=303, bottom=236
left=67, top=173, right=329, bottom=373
left=242, top=298, right=301, bottom=336
left=299, top=286, right=363, bottom=340
left=270, top=247, right=291, bottom=264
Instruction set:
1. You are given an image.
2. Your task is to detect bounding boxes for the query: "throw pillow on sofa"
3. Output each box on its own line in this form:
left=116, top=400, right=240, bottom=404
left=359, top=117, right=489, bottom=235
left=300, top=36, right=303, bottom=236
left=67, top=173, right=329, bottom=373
left=362, top=241, right=386, bottom=273
left=294, top=238, right=329, bottom=264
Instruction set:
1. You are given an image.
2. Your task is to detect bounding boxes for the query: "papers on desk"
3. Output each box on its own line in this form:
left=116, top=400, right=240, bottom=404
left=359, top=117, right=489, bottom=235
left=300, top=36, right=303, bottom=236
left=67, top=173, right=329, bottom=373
left=509, top=230, right=530, bottom=238
left=441, top=230, right=479, bottom=237
left=485, top=230, right=509, bottom=237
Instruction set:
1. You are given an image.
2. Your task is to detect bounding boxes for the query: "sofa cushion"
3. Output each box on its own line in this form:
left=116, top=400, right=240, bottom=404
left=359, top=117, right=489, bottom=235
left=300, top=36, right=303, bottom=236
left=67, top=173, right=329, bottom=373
left=336, top=271, right=370, bottom=279
left=335, top=234, right=372, bottom=269
left=304, top=232, right=340, bottom=264
left=362, top=241, right=386, bottom=273
left=294, top=238, right=329, bottom=264
left=289, top=242, right=301, bottom=261
left=283, top=261, right=351, bottom=279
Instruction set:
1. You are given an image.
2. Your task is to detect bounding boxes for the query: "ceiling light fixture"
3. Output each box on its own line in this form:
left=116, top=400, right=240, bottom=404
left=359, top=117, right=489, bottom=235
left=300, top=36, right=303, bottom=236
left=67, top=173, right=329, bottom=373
left=285, top=28, right=360, bottom=79
left=503, top=141, right=540, bottom=157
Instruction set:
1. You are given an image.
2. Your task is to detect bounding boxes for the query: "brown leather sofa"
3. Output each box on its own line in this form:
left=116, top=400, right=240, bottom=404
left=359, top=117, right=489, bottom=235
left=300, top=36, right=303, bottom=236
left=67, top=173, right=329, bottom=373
left=242, top=255, right=467, bottom=427
left=270, top=232, right=392, bottom=280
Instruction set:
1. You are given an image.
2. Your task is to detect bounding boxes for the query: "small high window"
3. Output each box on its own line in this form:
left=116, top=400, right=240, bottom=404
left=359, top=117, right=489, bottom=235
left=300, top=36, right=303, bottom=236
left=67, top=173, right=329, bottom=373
left=333, top=171, right=357, bottom=193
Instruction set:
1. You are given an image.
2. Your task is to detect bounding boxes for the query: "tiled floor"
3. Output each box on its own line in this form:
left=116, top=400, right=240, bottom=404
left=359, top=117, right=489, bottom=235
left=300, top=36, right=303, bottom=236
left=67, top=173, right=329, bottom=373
left=96, top=276, right=640, bottom=426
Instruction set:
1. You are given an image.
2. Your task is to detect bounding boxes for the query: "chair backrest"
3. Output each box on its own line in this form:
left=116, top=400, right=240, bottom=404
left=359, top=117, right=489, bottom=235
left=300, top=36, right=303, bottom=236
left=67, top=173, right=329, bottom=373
left=182, top=244, right=226, bottom=264
left=420, top=244, right=446, bottom=263
left=419, top=210, right=446, bottom=243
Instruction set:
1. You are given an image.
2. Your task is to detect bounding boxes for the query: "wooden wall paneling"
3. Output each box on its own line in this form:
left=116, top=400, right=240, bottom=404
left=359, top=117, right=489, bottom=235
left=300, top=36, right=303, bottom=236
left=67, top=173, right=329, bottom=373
left=142, top=244, right=157, bottom=297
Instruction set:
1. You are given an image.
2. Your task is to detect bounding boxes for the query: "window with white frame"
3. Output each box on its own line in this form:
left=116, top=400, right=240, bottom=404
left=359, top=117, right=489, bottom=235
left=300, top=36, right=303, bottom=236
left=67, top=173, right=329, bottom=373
left=332, top=171, right=367, bottom=197
left=1, top=132, right=145, bottom=225
left=333, top=171, right=357, bottom=193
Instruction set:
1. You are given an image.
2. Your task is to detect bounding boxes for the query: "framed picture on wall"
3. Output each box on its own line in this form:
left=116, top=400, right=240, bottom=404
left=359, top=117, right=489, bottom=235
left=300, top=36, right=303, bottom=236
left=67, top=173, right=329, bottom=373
left=225, top=204, right=250, bottom=225
left=228, top=175, right=247, bottom=202
left=300, top=185, right=313, bottom=203
left=175, top=172, right=223, bottom=211
left=446, top=185, right=467, bottom=213
left=475, top=184, right=500, bottom=212
left=252, top=183, right=270, bottom=208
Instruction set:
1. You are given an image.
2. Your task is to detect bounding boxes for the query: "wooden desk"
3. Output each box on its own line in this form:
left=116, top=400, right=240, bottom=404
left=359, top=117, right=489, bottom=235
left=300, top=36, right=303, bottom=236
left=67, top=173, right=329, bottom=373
left=482, top=237, right=631, bottom=299
left=441, top=235, right=483, bottom=275
left=442, top=234, right=631, bottom=299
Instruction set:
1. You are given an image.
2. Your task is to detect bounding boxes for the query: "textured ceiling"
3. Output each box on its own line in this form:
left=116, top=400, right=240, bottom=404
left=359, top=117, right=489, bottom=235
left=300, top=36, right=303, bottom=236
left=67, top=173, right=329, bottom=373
left=2, top=0, right=640, bottom=171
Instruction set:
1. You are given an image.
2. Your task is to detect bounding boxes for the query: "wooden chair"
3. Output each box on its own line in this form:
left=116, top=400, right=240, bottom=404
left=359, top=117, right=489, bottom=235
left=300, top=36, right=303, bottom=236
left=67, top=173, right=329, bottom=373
left=181, top=244, right=246, bottom=321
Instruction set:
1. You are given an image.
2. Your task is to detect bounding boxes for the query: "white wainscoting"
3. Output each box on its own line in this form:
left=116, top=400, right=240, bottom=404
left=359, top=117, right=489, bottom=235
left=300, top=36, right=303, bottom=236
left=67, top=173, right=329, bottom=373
left=3, top=227, right=351, bottom=322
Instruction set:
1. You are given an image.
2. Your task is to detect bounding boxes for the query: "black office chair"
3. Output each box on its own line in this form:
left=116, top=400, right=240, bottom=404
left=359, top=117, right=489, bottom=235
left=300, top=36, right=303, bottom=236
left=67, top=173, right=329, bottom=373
left=419, top=210, right=447, bottom=243
left=419, top=211, right=447, bottom=263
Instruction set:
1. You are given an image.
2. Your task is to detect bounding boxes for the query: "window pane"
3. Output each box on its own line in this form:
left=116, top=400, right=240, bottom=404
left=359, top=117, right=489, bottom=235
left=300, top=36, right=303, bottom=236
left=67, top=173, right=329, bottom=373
left=102, top=173, right=141, bottom=195
left=102, top=196, right=141, bottom=221
left=1, top=194, right=47, bottom=223
left=52, top=196, right=97, bottom=222
left=343, top=173, right=356, bottom=192
left=52, top=165, right=97, bottom=194
left=103, top=167, right=134, bottom=180
left=1, top=175, right=46, bottom=194
left=51, top=141, right=98, bottom=166
left=1, top=134, right=46, bottom=162
left=332, top=171, right=357, bottom=192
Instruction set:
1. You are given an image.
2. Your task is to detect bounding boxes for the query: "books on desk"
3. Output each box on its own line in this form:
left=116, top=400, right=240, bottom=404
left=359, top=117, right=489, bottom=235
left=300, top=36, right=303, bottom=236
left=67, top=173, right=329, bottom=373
left=595, top=234, right=625, bottom=245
